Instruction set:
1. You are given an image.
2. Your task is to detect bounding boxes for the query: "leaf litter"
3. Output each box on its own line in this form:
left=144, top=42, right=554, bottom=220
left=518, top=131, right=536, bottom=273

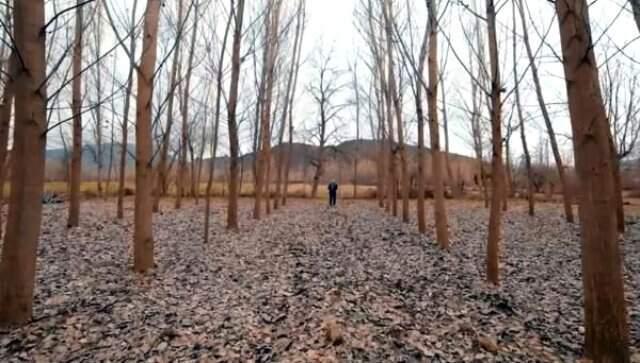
left=0, top=199, right=638, bottom=362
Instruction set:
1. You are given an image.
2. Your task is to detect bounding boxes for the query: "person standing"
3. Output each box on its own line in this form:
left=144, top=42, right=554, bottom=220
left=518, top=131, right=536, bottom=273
left=328, top=180, right=338, bottom=207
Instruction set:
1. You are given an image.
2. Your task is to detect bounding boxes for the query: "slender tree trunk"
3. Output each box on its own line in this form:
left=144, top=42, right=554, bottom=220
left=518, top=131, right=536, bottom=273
left=282, top=113, right=293, bottom=206
left=226, top=0, right=245, bottom=231
left=485, top=0, right=503, bottom=286
left=384, top=0, right=409, bottom=223
left=254, top=0, right=281, bottom=219
left=556, top=1, right=630, bottom=360
left=517, top=0, right=573, bottom=223
left=177, top=0, right=199, bottom=209
left=68, top=2, right=84, bottom=228
left=133, top=0, right=162, bottom=273
left=427, top=0, right=449, bottom=249
left=116, top=1, right=138, bottom=219
left=353, top=65, right=360, bottom=199
left=204, top=2, right=234, bottom=244
left=441, top=75, right=454, bottom=190
left=0, top=0, right=47, bottom=325
left=95, top=1, right=104, bottom=199
left=415, top=23, right=429, bottom=234
left=156, top=0, right=185, bottom=211
left=512, top=7, right=534, bottom=216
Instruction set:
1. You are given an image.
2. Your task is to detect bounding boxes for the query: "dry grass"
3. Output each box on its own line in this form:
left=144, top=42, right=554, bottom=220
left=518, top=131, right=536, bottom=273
left=15, top=181, right=379, bottom=200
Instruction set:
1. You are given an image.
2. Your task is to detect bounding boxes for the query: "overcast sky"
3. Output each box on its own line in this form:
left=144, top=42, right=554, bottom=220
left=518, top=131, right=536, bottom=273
left=43, top=0, right=640, bottom=164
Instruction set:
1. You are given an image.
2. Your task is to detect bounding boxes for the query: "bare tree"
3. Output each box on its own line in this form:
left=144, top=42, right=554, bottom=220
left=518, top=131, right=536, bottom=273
left=485, top=0, right=504, bottom=286
left=517, top=0, right=574, bottom=223
left=275, top=1, right=304, bottom=210
left=282, top=0, right=306, bottom=207
left=205, top=2, right=233, bottom=242
left=116, top=0, right=139, bottom=219
left=308, top=50, right=347, bottom=198
left=68, top=0, right=85, bottom=228
left=0, top=0, right=48, bottom=325
left=156, top=0, right=186, bottom=212
left=226, top=0, right=247, bottom=230
left=254, top=0, right=282, bottom=219
left=383, top=0, right=409, bottom=222
left=177, top=0, right=201, bottom=209
left=426, top=0, right=449, bottom=248
left=133, top=0, right=163, bottom=273
left=556, top=0, right=630, bottom=360
left=512, top=3, right=534, bottom=216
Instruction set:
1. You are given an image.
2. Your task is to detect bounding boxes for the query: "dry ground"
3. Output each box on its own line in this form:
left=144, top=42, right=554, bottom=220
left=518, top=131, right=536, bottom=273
left=0, top=199, right=638, bottom=362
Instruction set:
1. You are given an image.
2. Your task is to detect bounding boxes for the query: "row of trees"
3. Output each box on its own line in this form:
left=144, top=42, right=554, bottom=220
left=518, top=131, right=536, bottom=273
left=0, top=0, right=636, bottom=360
left=355, top=0, right=633, bottom=361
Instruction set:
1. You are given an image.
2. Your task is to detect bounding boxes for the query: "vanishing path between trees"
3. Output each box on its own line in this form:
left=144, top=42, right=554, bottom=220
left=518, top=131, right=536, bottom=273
left=0, top=199, right=638, bottom=361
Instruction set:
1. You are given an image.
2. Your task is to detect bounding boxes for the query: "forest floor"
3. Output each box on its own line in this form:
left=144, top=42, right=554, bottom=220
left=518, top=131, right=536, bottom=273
left=0, top=199, right=639, bottom=362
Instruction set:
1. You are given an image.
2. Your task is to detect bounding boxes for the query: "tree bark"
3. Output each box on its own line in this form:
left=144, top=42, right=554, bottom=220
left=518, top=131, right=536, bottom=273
left=226, top=0, right=246, bottom=231
left=0, top=0, right=47, bottom=325
left=427, top=0, right=449, bottom=249
left=133, top=0, right=162, bottom=273
left=556, top=1, right=630, bottom=360
left=485, top=0, right=503, bottom=286
left=68, top=1, right=84, bottom=228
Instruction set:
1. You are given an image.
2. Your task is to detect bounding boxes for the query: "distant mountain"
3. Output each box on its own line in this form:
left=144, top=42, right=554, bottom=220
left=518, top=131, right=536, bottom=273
left=44, top=139, right=483, bottom=187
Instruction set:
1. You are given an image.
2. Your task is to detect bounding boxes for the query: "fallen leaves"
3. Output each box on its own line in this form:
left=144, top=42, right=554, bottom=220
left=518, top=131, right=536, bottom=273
left=0, top=199, right=638, bottom=362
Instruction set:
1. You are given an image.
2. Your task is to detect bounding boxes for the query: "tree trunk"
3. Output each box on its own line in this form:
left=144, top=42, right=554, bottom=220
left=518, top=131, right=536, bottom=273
left=95, top=0, right=104, bottom=199
left=116, top=1, right=138, bottom=219
left=0, top=0, right=47, bottom=325
left=274, top=11, right=304, bottom=210
left=427, top=0, right=449, bottom=249
left=68, top=1, right=84, bottom=228
left=156, top=0, right=185, bottom=211
left=384, top=0, right=409, bottom=223
left=133, top=0, right=162, bottom=273
left=556, top=1, right=630, bottom=360
left=254, top=0, right=281, bottom=219
left=512, top=6, right=534, bottom=216
left=441, top=74, right=454, bottom=191
left=226, top=0, right=246, bottom=231
left=517, top=0, right=573, bottom=223
left=412, top=9, right=429, bottom=232
left=178, top=0, right=199, bottom=209
left=485, top=0, right=503, bottom=286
